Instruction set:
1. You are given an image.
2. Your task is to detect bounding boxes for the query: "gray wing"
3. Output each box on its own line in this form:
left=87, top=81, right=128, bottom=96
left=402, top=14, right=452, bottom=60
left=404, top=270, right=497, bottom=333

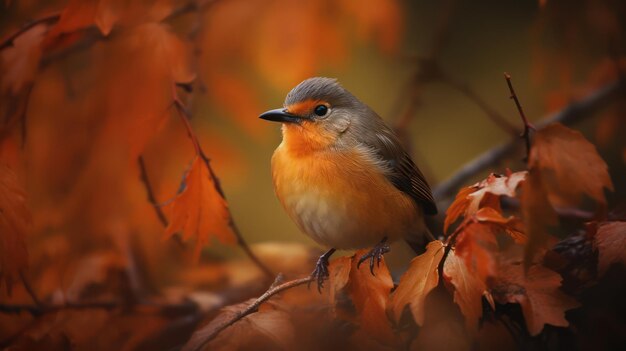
left=371, top=129, right=438, bottom=215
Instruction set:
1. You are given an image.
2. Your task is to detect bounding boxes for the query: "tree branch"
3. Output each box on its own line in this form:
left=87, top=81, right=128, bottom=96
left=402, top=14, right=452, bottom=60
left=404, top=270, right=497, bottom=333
left=504, top=73, right=535, bottom=161
left=183, top=275, right=314, bottom=351
left=432, top=79, right=626, bottom=202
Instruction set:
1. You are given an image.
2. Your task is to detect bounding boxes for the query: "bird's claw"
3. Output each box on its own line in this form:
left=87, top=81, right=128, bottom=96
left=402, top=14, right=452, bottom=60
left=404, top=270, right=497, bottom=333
left=357, top=241, right=391, bottom=275
left=308, top=255, right=330, bottom=293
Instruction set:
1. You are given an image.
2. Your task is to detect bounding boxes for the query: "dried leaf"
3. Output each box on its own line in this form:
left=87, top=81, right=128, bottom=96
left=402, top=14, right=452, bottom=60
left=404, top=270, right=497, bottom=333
left=521, top=169, right=558, bottom=269
left=0, top=166, right=30, bottom=293
left=443, top=249, right=488, bottom=333
left=455, top=222, right=498, bottom=283
left=183, top=300, right=295, bottom=351
left=489, top=253, right=579, bottom=336
left=390, top=240, right=444, bottom=325
left=348, top=249, right=395, bottom=345
left=1, top=24, right=46, bottom=95
left=444, top=171, right=527, bottom=233
left=475, top=207, right=527, bottom=244
left=593, top=221, right=626, bottom=274
left=531, top=123, right=614, bottom=207
left=163, top=156, right=235, bottom=260
left=444, top=186, right=475, bottom=233
left=328, top=256, right=351, bottom=306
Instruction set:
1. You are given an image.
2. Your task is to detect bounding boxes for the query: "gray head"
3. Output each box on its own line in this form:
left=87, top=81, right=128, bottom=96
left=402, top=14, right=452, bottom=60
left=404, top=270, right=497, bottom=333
left=259, top=77, right=388, bottom=151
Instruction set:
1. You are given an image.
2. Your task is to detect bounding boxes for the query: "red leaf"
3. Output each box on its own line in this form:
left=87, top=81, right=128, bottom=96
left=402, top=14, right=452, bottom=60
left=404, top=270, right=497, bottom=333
left=444, top=171, right=526, bottom=233
left=443, top=248, right=489, bottom=333
left=489, top=251, right=579, bottom=336
left=521, top=169, right=558, bottom=269
left=163, top=156, right=236, bottom=260
left=0, top=166, right=30, bottom=293
left=593, top=221, right=626, bottom=275
left=347, top=249, right=395, bottom=345
left=390, top=240, right=444, bottom=325
left=530, top=123, right=614, bottom=207
left=1, top=24, right=46, bottom=95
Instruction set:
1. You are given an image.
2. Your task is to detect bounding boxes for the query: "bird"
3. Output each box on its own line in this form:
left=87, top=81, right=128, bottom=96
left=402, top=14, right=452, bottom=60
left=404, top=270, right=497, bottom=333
left=259, top=77, right=437, bottom=290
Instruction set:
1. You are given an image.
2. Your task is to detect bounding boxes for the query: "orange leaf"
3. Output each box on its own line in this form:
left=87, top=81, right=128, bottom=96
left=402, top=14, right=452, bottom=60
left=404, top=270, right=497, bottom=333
left=455, top=222, right=498, bottom=282
left=183, top=300, right=295, bottom=351
left=489, top=253, right=579, bottom=336
left=163, top=157, right=235, bottom=260
left=521, top=169, right=558, bottom=269
left=390, top=240, right=444, bottom=325
left=475, top=207, right=527, bottom=244
left=0, top=166, right=30, bottom=293
left=444, top=186, right=475, bottom=233
left=593, top=221, right=626, bottom=275
left=443, top=248, right=489, bottom=333
left=328, top=256, right=351, bottom=306
left=347, top=249, right=395, bottom=345
left=531, top=123, right=614, bottom=207
left=444, top=171, right=526, bottom=233
left=1, top=24, right=46, bottom=95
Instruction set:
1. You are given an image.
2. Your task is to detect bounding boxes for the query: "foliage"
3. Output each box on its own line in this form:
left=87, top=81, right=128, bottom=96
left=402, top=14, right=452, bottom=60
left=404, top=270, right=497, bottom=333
left=1, top=0, right=626, bottom=350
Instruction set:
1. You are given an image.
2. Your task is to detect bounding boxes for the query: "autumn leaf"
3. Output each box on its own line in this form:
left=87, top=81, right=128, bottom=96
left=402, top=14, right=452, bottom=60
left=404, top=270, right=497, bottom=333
left=444, top=171, right=527, bottom=233
left=347, top=249, right=395, bottom=345
left=489, top=251, right=579, bottom=336
left=390, top=240, right=444, bottom=325
left=444, top=186, right=475, bottom=233
left=328, top=256, right=352, bottom=306
left=163, top=156, right=235, bottom=260
left=183, top=300, right=295, bottom=351
left=0, top=166, right=30, bottom=293
left=443, top=248, right=489, bottom=333
left=530, top=123, right=614, bottom=207
left=1, top=24, right=46, bottom=95
left=521, top=169, right=558, bottom=269
left=593, top=221, right=626, bottom=275
left=455, top=222, right=499, bottom=282
left=475, top=207, right=527, bottom=244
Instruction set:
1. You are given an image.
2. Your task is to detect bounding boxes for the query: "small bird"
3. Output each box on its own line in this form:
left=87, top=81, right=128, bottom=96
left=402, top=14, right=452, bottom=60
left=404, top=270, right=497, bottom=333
left=260, top=77, right=437, bottom=289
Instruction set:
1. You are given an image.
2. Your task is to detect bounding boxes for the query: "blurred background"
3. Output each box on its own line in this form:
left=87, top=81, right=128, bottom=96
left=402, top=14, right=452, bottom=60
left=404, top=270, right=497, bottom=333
left=1, top=0, right=625, bottom=292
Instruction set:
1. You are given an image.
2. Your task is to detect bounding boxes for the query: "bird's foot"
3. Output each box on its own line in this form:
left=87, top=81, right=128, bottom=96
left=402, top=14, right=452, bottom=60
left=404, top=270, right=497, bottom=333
left=357, top=237, right=390, bottom=275
left=308, top=248, right=336, bottom=293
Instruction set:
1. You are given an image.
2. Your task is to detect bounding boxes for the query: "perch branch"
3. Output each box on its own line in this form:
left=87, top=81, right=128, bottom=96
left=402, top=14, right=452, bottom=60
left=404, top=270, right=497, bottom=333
left=504, top=73, right=535, bottom=161
left=432, top=79, right=626, bottom=202
left=172, top=96, right=274, bottom=279
left=183, top=275, right=314, bottom=351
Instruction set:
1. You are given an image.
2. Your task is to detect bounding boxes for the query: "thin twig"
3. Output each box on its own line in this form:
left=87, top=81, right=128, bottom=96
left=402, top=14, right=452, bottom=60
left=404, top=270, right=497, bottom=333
left=138, top=156, right=169, bottom=227
left=504, top=73, right=535, bottom=162
left=432, top=79, right=626, bottom=202
left=442, top=74, right=519, bottom=136
left=183, top=275, right=314, bottom=351
left=137, top=155, right=186, bottom=248
left=172, top=95, right=274, bottom=278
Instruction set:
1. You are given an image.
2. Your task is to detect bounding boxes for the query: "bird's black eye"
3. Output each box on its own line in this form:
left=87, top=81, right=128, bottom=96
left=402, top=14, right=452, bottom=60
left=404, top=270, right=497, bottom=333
left=314, top=104, right=328, bottom=117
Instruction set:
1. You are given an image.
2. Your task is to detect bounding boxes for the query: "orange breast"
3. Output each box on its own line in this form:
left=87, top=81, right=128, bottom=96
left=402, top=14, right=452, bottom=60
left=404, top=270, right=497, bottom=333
left=271, top=143, right=422, bottom=249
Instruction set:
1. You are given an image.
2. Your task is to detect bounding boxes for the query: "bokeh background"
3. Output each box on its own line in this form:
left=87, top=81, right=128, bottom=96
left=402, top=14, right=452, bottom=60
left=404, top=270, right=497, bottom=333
left=1, top=0, right=625, bottom=290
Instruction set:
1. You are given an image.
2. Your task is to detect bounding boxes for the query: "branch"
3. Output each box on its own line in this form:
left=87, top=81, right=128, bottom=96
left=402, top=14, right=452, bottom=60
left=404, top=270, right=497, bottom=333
left=172, top=96, right=274, bottom=279
left=504, top=73, right=535, bottom=161
left=137, top=156, right=169, bottom=227
left=432, top=79, right=626, bottom=202
left=183, top=275, right=314, bottom=351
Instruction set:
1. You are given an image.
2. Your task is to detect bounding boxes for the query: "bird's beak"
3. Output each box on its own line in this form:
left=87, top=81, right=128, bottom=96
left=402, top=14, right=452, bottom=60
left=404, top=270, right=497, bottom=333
left=259, top=108, right=303, bottom=124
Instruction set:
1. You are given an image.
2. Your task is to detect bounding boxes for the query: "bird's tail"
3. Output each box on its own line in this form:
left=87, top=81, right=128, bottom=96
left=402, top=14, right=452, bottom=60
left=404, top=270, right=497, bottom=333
left=405, top=226, right=436, bottom=255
